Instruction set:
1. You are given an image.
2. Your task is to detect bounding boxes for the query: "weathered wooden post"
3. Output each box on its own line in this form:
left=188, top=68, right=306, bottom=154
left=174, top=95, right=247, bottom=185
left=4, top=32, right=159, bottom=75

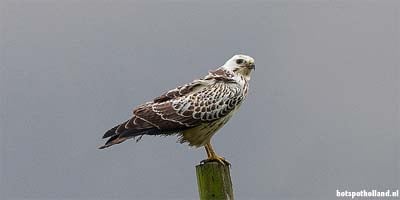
left=195, top=162, right=234, bottom=200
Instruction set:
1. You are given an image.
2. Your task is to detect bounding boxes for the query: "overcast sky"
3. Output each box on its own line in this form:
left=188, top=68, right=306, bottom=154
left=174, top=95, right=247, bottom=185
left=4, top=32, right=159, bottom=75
left=1, top=1, right=399, bottom=200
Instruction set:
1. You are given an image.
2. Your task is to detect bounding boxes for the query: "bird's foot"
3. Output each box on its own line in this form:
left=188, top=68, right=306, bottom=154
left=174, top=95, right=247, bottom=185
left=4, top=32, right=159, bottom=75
left=201, top=156, right=230, bottom=166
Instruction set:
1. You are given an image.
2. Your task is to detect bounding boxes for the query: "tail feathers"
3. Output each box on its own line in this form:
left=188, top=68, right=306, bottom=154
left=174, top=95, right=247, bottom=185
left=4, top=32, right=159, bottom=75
left=99, top=127, right=162, bottom=149
left=98, top=135, right=127, bottom=149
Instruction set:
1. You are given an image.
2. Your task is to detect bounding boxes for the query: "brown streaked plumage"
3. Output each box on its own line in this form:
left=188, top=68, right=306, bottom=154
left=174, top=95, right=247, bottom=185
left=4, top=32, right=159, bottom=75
left=99, top=55, right=255, bottom=165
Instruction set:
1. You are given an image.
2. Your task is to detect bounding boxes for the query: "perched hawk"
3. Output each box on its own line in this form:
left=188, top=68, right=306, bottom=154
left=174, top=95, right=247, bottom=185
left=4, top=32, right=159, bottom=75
left=99, top=55, right=255, bottom=165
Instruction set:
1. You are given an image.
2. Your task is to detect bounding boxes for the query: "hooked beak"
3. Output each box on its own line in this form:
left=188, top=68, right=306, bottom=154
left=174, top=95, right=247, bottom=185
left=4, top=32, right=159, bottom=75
left=247, top=63, right=255, bottom=70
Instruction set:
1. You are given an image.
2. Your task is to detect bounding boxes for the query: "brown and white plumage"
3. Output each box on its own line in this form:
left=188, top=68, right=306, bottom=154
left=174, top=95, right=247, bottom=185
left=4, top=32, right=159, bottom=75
left=99, top=55, right=255, bottom=164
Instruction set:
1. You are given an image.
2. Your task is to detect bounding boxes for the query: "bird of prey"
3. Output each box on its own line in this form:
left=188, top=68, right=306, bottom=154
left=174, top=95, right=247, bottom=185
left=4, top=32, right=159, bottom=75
left=99, top=54, right=255, bottom=165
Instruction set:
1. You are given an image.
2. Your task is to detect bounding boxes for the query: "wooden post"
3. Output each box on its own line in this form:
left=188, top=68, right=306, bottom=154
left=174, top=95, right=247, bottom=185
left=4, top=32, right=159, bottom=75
left=196, top=161, right=234, bottom=200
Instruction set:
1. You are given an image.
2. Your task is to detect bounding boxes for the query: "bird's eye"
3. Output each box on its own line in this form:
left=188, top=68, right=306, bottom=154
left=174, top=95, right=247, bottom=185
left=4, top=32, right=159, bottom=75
left=236, top=59, right=244, bottom=65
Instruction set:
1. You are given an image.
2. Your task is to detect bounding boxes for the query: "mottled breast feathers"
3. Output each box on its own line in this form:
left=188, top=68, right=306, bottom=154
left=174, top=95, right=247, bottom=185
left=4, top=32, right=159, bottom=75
left=100, top=69, right=248, bottom=148
left=100, top=55, right=255, bottom=149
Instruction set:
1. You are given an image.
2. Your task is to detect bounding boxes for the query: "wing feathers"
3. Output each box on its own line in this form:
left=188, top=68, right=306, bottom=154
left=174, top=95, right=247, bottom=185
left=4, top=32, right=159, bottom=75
left=100, top=69, right=246, bottom=149
left=102, top=124, right=121, bottom=139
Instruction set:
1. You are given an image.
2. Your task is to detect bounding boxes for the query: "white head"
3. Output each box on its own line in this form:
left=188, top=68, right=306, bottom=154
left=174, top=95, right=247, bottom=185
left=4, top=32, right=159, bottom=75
left=222, top=54, right=255, bottom=79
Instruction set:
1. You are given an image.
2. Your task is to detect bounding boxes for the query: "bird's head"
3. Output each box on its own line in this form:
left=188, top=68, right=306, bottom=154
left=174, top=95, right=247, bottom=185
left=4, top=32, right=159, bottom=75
left=222, top=54, right=255, bottom=79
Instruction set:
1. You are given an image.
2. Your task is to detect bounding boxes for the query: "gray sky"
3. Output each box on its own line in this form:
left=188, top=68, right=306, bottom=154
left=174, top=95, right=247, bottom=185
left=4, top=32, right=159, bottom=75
left=1, top=1, right=399, bottom=200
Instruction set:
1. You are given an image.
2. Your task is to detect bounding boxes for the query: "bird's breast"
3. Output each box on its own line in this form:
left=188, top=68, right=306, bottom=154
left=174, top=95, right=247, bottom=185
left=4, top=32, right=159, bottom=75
left=181, top=113, right=235, bottom=147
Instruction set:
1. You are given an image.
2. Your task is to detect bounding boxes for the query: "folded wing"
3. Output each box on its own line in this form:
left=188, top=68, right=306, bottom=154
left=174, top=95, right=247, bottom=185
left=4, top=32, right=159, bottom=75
left=99, top=77, right=244, bottom=149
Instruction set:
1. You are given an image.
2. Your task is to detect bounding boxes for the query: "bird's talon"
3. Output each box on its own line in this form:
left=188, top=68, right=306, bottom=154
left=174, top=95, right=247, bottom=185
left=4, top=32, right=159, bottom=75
left=200, top=157, right=230, bottom=166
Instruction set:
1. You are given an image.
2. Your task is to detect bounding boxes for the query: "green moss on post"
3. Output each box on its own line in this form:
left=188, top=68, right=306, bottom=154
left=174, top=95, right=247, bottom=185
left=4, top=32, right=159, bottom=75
left=195, top=162, right=234, bottom=200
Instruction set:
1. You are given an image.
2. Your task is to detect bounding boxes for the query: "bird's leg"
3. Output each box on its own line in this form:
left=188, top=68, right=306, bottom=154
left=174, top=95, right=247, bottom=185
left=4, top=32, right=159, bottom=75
left=204, top=145, right=212, bottom=158
left=201, top=142, right=230, bottom=166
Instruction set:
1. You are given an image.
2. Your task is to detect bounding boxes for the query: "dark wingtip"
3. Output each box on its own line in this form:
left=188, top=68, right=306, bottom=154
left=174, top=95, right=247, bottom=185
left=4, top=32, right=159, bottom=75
left=102, top=124, right=120, bottom=139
